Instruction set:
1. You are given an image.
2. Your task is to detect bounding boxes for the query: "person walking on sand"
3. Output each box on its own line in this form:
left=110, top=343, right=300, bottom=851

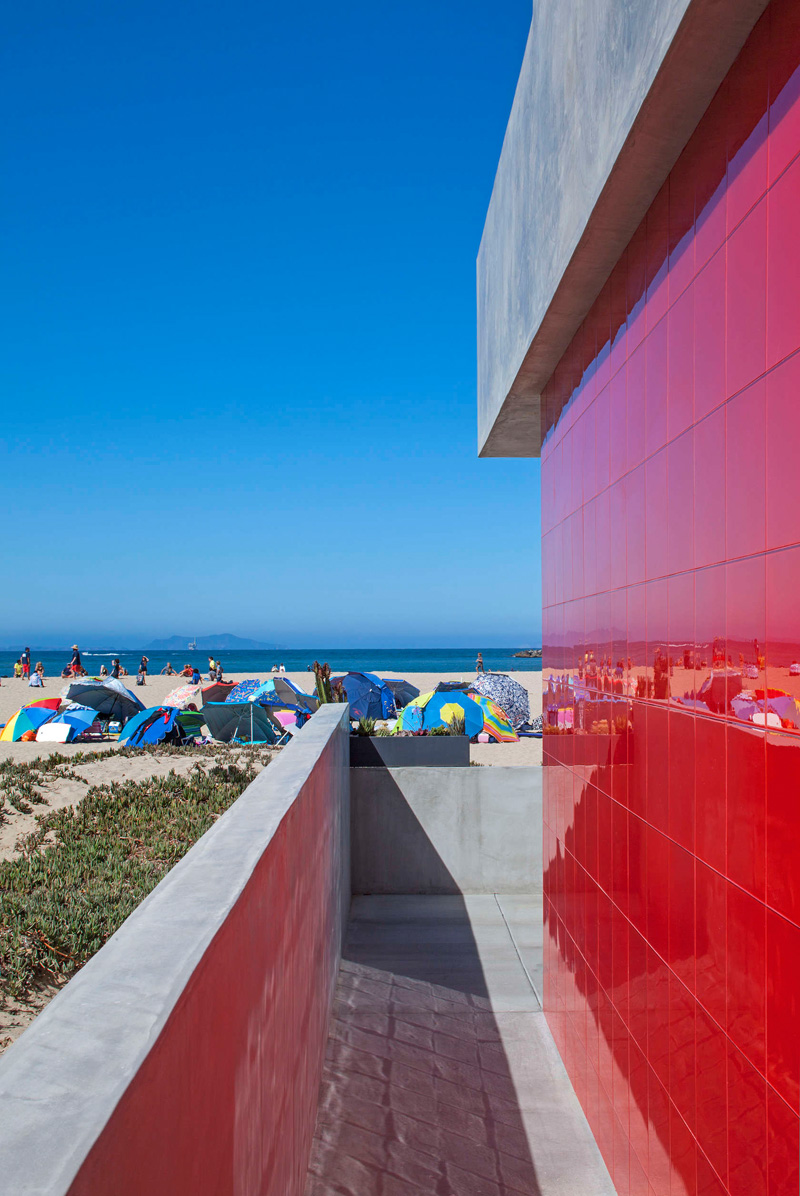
left=70, top=645, right=82, bottom=676
left=138, top=656, right=149, bottom=683
left=476, top=652, right=485, bottom=673
left=21, top=647, right=30, bottom=680
left=110, top=658, right=121, bottom=679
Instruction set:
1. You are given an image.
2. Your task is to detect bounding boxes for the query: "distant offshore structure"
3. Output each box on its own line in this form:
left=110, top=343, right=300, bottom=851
left=513, top=649, right=541, bottom=658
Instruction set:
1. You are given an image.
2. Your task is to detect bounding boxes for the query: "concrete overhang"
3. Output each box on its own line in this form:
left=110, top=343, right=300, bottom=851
left=477, top=0, right=770, bottom=458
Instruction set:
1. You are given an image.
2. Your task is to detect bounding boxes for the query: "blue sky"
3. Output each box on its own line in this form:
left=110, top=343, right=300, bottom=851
left=1, top=0, right=540, bottom=648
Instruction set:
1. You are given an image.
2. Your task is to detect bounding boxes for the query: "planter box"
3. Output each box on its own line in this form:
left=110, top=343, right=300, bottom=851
left=349, top=735, right=470, bottom=768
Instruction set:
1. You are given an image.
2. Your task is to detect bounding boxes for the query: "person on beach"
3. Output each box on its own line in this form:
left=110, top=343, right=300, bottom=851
left=190, top=666, right=201, bottom=685
left=181, top=663, right=193, bottom=678
left=476, top=652, right=485, bottom=673
left=214, top=660, right=224, bottom=681
left=136, top=662, right=146, bottom=686
left=70, top=645, right=82, bottom=675
left=160, top=661, right=177, bottom=675
left=99, top=663, right=108, bottom=677
left=29, top=662, right=45, bottom=687
left=207, top=656, right=216, bottom=679
left=139, top=656, right=149, bottom=680
left=14, top=660, right=22, bottom=679
left=21, top=648, right=30, bottom=679
left=110, top=658, right=121, bottom=679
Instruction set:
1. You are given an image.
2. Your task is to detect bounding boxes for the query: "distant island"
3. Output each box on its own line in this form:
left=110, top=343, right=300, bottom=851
left=513, top=649, right=542, bottom=658
left=145, top=634, right=278, bottom=652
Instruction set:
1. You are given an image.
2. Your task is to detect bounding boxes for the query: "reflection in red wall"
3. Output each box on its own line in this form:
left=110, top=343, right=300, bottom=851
left=541, top=3, right=800, bottom=1192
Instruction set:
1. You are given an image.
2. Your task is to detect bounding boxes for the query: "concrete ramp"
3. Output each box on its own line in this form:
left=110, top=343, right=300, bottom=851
left=305, top=895, right=614, bottom=1195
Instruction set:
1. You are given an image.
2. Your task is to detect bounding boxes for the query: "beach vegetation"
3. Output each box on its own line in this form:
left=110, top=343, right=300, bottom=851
left=0, top=748, right=269, bottom=1000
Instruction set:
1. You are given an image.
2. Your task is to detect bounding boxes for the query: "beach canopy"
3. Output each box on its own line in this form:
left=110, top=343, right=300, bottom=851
left=225, top=679, right=262, bottom=704
left=202, top=701, right=281, bottom=745
left=395, top=690, right=484, bottom=738
left=469, top=694, right=518, bottom=743
left=202, top=681, right=236, bottom=704
left=117, top=706, right=203, bottom=747
left=0, top=705, right=56, bottom=742
left=334, top=673, right=396, bottom=720
left=61, top=679, right=144, bottom=723
left=382, top=678, right=420, bottom=708
left=471, top=673, right=530, bottom=729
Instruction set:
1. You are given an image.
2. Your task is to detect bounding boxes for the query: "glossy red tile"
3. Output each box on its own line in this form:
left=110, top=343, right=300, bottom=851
left=765, top=730, right=800, bottom=924
left=725, top=380, right=766, bottom=560
left=693, top=248, right=726, bottom=422
left=726, top=199, right=767, bottom=398
left=695, top=858, right=727, bottom=1029
left=695, top=1006, right=729, bottom=1184
left=668, top=284, right=695, bottom=440
left=726, top=10, right=770, bottom=232
left=646, top=449, right=669, bottom=581
left=765, top=907, right=800, bottom=1112
left=766, top=156, right=800, bottom=369
left=766, top=1083, right=800, bottom=1196
left=668, top=841, right=695, bottom=990
left=725, top=721, right=766, bottom=899
left=727, top=1042, right=768, bottom=1196
left=646, top=315, right=669, bottom=458
left=693, top=408, right=726, bottom=568
left=668, top=707, right=695, bottom=853
left=726, top=881, right=766, bottom=1071
left=765, top=351, right=800, bottom=553
left=668, top=431, right=695, bottom=576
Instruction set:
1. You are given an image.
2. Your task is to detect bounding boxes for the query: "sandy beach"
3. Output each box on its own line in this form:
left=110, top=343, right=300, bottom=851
left=0, top=669, right=543, bottom=768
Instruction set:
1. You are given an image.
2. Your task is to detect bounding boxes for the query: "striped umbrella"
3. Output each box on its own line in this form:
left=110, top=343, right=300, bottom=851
left=0, top=705, right=57, bottom=742
left=469, top=694, right=518, bottom=742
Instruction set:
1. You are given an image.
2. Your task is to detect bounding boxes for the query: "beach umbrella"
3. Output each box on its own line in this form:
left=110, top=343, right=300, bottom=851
left=61, top=679, right=144, bottom=723
left=118, top=707, right=185, bottom=747
left=248, top=678, right=318, bottom=712
left=469, top=694, right=518, bottom=742
left=202, top=701, right=280, bottom=744
left=434, top=681, right=471, bottom=693
left=471, top=673, right=531, bottom=729
left=0, top=706, right=56, bottom=742
left=38, top=704, right=98, bottom=742
left=25, top=697, right=61, bottom=712
left=334, top=673, right=396, bottom=720
left=163, top=683, right=203, bottom=710
left=420, top=691, right=484, bottom=738
left=382, top=678, right=420, bottom=708
left=395, top=690, right=483, bottom=737
left=225, top=679, right=262, bottom=704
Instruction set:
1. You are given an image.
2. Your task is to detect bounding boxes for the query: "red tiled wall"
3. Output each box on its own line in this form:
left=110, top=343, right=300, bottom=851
left=541, top=3, right=800, bottom=1193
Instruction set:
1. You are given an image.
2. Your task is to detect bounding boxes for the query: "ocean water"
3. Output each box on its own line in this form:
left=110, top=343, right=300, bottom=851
left=0, top=647, right=541, bottom=680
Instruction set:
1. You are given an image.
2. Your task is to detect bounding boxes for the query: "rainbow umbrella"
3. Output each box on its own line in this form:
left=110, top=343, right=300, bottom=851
left=394, top=690, right=434, bottom=732
left=0, top=705, right=57, bottom=742
left=25, top=697, right=61, bottom=712
left=469, top=693, right=518, bottom=742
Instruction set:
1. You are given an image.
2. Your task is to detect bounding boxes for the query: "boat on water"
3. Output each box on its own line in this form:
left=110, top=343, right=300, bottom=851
left=188, top=638, right=197, bottom=650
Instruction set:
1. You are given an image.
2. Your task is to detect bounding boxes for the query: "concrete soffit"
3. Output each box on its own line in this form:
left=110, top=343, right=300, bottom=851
left=479, top=0, right=770, bottom=458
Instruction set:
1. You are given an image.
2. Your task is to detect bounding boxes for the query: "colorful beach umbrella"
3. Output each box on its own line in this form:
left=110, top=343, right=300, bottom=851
left=469, top=693, right=518, bottom=742
left=225, top=679, right=263, bottom=703
left=25, top=697, right=61, bottom=711
left=163, top=682, right=203, bottom=709
left=0, top=705, right=56, bottom=742
left=395, top=690, right=483, bottom=737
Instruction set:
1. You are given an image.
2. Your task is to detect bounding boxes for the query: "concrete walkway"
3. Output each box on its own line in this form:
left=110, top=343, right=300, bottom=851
left=305, top=895, right=614, bottom=1195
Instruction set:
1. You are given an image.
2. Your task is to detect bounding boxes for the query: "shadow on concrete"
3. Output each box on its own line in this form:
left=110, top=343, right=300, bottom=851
left=305, top=782, right=549, bottom=1196
left=305, top=896, right=543, bottom=1196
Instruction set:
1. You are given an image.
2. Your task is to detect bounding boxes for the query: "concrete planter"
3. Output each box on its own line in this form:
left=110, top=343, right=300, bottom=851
left=349, top=735, right=470, bottom=768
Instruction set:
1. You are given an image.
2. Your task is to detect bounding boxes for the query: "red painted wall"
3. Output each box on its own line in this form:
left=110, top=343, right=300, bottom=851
left=66, top=726, right=348, bottom=1196
left=541, top=3, right=800, bottom=1193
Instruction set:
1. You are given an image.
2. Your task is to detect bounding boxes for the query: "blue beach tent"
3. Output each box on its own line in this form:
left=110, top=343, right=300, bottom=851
left=118, top=706, right=184, bottom=746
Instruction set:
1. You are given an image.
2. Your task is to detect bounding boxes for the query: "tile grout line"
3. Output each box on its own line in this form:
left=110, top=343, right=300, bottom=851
left=493, top=893, right=542, bottom=1009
